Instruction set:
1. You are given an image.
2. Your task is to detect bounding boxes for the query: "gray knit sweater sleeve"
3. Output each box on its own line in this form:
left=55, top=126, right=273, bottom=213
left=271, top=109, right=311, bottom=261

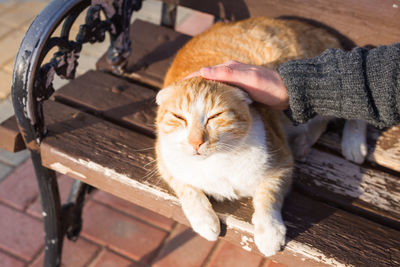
left=277, top=43, right=400, bottom=128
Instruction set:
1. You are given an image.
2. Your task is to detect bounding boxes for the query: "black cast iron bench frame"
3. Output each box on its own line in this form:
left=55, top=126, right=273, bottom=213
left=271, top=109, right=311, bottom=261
left=12, top=1, right=143, bottom=265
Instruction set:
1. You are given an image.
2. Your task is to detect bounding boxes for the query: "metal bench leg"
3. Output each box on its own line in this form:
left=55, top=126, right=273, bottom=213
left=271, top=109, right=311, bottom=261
left=10, top=1, right=144, bottom=266
left=31, top=151, right=63, bottom=267
left=63, top=180, right=91, bottom=241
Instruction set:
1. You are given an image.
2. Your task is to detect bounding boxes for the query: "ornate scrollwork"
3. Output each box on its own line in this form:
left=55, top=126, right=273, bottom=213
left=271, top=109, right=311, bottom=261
left=30, top=0, right=142, bottom=142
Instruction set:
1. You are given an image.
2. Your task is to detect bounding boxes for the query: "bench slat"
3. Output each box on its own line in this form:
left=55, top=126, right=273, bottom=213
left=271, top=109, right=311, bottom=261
left=164, top=0, right=400, bottom=47
left=319, top=124, right=400, bottom=173
left=53, top=70, right=157, bottom=135
left=40, top=100, right=400, bottom=267
left=0, top=116, right=26, bottom=152
left=59, top=71, right=400, bottom=226
left=96, top=20, right=191, bottom=88
left=295, top=149, right=400, bottom=227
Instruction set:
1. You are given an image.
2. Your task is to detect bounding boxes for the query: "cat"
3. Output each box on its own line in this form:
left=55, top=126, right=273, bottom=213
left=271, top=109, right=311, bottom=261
left=155, top=17, right=367, bottom=256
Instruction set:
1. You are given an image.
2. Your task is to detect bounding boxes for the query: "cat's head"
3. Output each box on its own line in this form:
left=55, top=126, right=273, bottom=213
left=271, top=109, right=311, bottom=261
left=156, top=77, right=252, bottom=158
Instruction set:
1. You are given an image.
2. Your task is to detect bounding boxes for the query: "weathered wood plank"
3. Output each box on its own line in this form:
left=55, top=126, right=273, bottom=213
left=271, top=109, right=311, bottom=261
left=96, top=20, right=191, bottom=88
left=40, top=100, right=400, bottom=267
left=319, top=123, right=400, bottom=173
left=163, top=0, right=400, bottom=47
left=0, top=116, right=26, bottom=152
left=54, top=70, right=400, bottom=227
left=295, top=148, right=400, bottom=227
left=53, top=70, right=157, bottom=135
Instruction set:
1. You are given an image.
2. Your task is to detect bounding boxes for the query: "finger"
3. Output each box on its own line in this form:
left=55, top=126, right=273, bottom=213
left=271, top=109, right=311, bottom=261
left=200, top=64, right=246, bottom=83
left=184, top=70, right=201, bottom=80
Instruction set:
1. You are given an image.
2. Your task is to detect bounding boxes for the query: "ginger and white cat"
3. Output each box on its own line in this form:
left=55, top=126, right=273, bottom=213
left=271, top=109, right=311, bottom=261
left=155, top=17, right=367, bottom=256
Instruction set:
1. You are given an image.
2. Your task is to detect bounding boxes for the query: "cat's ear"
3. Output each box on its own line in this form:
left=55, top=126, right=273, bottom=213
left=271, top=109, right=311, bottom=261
left=233, top=87, right=253, bottom=105
left=156, top=86, right=173, bottom=105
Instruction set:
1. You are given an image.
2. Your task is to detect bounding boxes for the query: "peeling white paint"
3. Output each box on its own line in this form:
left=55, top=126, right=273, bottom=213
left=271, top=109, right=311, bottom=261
left=221, top=214, right=348, bottom=266
left=50, top=162, right=87, bottom=180
left=49, top=148, right=178, bottom=203
left=305, top=149, right=400, bottom=216
left=286, top=240, right=353, bottom=267
left=240, top=235, right=254, bottom=251
left=219, top=214, right=254, bottom=234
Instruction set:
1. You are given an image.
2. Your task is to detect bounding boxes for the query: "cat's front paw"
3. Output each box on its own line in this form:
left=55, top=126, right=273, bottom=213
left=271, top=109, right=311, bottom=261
left=342, top=120, right=367, bottom=164
left=187, top=210, right=220, bottom=241
left=253, top=214, right=286, bottom=257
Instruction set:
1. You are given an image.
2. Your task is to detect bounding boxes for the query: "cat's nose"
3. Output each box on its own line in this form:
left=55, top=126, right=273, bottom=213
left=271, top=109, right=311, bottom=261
left=188, top=138, right=204, bottom=152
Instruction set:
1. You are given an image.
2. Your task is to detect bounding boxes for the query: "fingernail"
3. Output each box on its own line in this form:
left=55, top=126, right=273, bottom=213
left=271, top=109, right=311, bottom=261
left=200, top=67, right=212, bottom=76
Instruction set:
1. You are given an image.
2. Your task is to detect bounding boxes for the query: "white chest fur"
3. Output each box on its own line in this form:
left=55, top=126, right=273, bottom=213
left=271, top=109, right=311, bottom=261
left=159, top=109, right=270, bottom=201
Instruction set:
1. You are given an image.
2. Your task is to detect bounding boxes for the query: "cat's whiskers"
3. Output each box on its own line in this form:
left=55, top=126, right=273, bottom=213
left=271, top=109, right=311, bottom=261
left=131, top=146, right=155, bottom=152
left=144, top=159, right=157, bottom=169
left=142, top=163, right=159, bottom=184
left=215, top=142, right=237, bottom=153
left=266, top=146, right=284, bottom=156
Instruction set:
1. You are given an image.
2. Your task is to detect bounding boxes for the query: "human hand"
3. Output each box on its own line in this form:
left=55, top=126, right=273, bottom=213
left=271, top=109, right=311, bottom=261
left=186, top=60, right=289, bottom=110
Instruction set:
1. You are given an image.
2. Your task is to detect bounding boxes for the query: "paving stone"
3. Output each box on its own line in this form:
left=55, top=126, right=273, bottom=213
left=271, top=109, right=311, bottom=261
left=31, top=237, right=100, bottom=267
left=0, top=204, right=43, bottom=261
left=0, top=2, right=47, bottom=29
left=0, top=22, right=12, bottom=39
left=0, top=2, right=16, bottom=16
left=0, top=96, right=14, bottom=123
left=93, top=190, right=176, bottom=231
left=0, top=29, right=25, bottom=67
left=0, top=159, right=38, bottom=210
left=208, top=240, right=264, bottom=267
left=81, top=202, right=168, bottom=263
left=0, top=149, right=29, bottom=166
left=131, top=0, right=162, bottom=25
left=75, top=52, right=97, bottom=76
left=175, top=10, right=214, bottom=36
left=0, top=59, right=13, bottom=75
left=0, top=250, right=25, bottom=267
left=17, top=0, right=52, bottom=33
left=27, top=174, right=75, bottom=218
left=152, top=224, right=216, bottom=267
left=0, top=69, right=11, bottom=99
left=90, top=249, right=145, bottom=267
left=0, top=160, right=13, bottom=182
left=52, top=75, right=70, bottom=90
left=80, top=36, right=110, bottom=58
left=176, top=5, right=194, bottom=26
left=264, top=260, right=287, bottom=267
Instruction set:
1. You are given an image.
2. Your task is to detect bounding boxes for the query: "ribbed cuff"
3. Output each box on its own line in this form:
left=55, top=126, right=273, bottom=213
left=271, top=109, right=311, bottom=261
left=277, top=49, right=343, bottom=124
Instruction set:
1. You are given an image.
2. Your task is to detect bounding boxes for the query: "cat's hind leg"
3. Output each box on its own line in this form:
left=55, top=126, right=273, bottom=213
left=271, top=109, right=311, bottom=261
left=341, top=119, right=367, bottom=164
left=285, top=115, right=331, bottom=161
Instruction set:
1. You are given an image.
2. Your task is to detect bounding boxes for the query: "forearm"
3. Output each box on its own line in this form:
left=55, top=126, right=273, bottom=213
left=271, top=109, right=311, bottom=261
left=278, top=43, right=400, bottom=128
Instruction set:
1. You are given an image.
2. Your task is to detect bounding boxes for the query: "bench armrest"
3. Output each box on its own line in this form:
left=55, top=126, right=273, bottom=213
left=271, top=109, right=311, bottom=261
left=11, top=0, right=142, bottom=150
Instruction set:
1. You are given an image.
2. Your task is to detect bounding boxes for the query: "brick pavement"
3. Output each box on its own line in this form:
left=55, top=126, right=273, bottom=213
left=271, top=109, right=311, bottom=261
left=0, top=1, right=288, bottom=266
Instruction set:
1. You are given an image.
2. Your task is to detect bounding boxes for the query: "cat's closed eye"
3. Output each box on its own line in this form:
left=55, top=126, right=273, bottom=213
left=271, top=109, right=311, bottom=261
left=207, top=112, right=223, bottom=123
left=172, top=112, right=187, bottom=124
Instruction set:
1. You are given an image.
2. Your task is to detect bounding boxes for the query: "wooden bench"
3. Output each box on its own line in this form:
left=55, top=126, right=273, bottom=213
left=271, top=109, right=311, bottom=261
left=1, top=0, right=400, bottom=266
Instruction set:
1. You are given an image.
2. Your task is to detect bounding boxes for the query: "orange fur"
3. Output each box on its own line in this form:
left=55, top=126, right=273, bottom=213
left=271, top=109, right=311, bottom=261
left=155, top=17, right=343, bottom=255
left=164, top=17, right=341, bottom=86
